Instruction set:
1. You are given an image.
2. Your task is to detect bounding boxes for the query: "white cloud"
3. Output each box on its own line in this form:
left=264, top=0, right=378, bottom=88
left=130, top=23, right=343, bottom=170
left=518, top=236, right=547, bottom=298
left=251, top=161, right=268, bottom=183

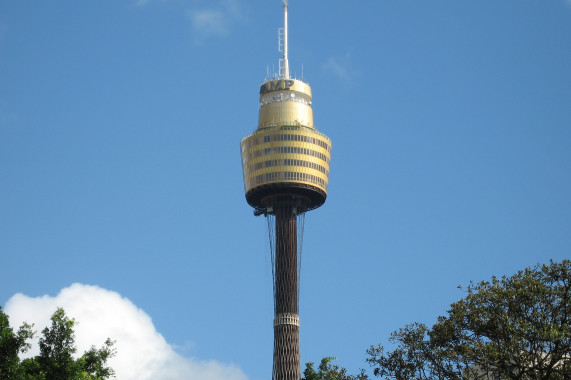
left=187, top=0, right=245, bottom=43
left=4, top=284, right=248, bottom=380
left=323, top=52, right=358, bottom=82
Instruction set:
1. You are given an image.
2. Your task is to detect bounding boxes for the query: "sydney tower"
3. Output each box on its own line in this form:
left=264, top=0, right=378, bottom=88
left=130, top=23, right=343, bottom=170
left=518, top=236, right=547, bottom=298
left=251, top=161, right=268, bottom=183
left=240, top=2, right=331, bottom=379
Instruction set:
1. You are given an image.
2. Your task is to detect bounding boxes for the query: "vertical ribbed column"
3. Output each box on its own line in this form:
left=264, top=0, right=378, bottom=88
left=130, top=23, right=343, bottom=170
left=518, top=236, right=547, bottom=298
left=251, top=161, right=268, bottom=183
left=272, top=202, right=300, bottom=380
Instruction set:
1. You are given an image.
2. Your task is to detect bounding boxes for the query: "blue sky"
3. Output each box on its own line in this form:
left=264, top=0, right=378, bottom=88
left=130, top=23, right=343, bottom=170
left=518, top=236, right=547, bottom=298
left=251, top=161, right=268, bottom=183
left=1, top=1, right=570, bottom=379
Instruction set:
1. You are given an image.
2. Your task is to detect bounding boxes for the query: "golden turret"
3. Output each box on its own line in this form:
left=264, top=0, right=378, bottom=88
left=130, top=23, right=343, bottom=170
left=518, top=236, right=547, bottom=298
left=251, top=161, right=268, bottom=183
left=240, top=77, right=331, bottom=213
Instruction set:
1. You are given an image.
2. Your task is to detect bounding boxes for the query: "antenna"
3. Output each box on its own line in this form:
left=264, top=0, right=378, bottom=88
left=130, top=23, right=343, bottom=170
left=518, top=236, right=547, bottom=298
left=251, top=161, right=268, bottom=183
left=279, top=0, right=290, bottom=79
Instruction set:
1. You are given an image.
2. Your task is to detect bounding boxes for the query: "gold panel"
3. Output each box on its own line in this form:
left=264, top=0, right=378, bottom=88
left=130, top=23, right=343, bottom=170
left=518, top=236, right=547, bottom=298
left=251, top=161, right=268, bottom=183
left=244, top=166, right=329, bottom=184
left=241, top=142, right=331, bottom=165
left=244, top=175, right=328, bottom=193
left=241, top=127, right=332, bottom=195
left=243, top=153, right=330, bottom=173
left=258, top=102, right=313, bottom=128
left=240, top=129, right=331, bottom=156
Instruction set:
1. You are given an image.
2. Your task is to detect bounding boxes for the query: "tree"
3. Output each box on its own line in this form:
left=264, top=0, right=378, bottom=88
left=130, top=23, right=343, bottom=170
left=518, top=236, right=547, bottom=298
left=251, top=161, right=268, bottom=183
left=0, top=306, right=34, bottom=379
left=36, top=307, right=81, bottom=379
left=0, top=307, right=116, bottom=380
left=78, top=338, right=116, bottom=380
left=366, top=260, right=571, bottom=379
left=302, top=357, right=369, bottom=380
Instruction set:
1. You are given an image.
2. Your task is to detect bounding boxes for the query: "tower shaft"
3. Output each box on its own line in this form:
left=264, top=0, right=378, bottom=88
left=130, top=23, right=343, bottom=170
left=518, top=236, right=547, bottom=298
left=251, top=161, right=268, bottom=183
left=273, top=202, right=300, bottom=380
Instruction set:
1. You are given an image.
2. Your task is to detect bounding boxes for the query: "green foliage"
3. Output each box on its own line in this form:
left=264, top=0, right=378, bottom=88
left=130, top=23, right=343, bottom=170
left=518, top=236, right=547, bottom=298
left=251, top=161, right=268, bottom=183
left=0, top=306, right=35, bottom=379
left=37, top=308, right=80, bottom=380
left=366, top=260, right=571, bottom=379
left=0, top=307, right=116, bottom=380
left=78, top=338, right=116, bottom=380
left=303, top=357, right=369, bottom=380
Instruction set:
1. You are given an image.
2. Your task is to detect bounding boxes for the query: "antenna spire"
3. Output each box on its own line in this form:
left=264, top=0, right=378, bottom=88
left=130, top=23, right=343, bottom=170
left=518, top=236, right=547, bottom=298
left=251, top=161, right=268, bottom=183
left=281, top=0, right=290, bottom=79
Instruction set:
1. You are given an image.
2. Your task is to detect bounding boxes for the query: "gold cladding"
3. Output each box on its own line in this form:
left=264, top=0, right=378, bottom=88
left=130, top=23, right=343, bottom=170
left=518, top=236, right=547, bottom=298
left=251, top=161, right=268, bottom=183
left=242, top=78, right=331, bottom=197
left=259, top=102, right=313, bottom=128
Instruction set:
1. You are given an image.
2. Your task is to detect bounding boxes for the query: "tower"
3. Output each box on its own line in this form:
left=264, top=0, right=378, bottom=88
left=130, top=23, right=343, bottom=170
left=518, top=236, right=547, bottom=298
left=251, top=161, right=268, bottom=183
left=240, top=2, right=331, bottom=379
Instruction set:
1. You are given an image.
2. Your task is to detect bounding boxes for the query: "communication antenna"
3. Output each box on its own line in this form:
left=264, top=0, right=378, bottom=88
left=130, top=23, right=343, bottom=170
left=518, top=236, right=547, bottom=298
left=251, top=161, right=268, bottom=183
left=278, top=0, right=290, bottom=79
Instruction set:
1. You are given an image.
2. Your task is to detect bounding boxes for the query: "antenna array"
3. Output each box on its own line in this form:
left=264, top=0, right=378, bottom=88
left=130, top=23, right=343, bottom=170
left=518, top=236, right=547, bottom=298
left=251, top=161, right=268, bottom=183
left=279, top=0, right=290, bottom=79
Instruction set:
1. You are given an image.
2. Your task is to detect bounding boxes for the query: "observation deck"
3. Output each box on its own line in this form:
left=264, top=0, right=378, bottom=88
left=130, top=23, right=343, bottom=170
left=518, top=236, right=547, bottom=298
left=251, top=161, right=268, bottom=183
left=241, top=78, right=331, bottom=213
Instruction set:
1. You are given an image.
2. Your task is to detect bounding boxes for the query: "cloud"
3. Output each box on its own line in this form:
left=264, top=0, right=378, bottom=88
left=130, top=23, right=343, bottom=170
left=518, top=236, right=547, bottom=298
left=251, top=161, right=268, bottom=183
left=4, top=284, right=248, bottom=380
left=187, top=0, right=245, bottom=43
left=323, top=52, right=358, bottom=82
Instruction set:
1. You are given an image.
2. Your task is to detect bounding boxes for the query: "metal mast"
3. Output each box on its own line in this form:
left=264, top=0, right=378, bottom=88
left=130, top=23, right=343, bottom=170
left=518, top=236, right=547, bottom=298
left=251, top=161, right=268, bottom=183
left=241, top=2, right=331, bottom=379
left=281, top=0, right=290, bottom=79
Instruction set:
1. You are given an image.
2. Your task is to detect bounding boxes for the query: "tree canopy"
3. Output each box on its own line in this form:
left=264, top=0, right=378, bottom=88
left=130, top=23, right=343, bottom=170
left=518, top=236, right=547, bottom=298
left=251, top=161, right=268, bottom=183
left=306, top=260, right=570, bottom=380
left=366, top=260, right=571, bottom=379
left=302, top=357, right=368, bottom=380
left=0, top=307, right=115, bottom=380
